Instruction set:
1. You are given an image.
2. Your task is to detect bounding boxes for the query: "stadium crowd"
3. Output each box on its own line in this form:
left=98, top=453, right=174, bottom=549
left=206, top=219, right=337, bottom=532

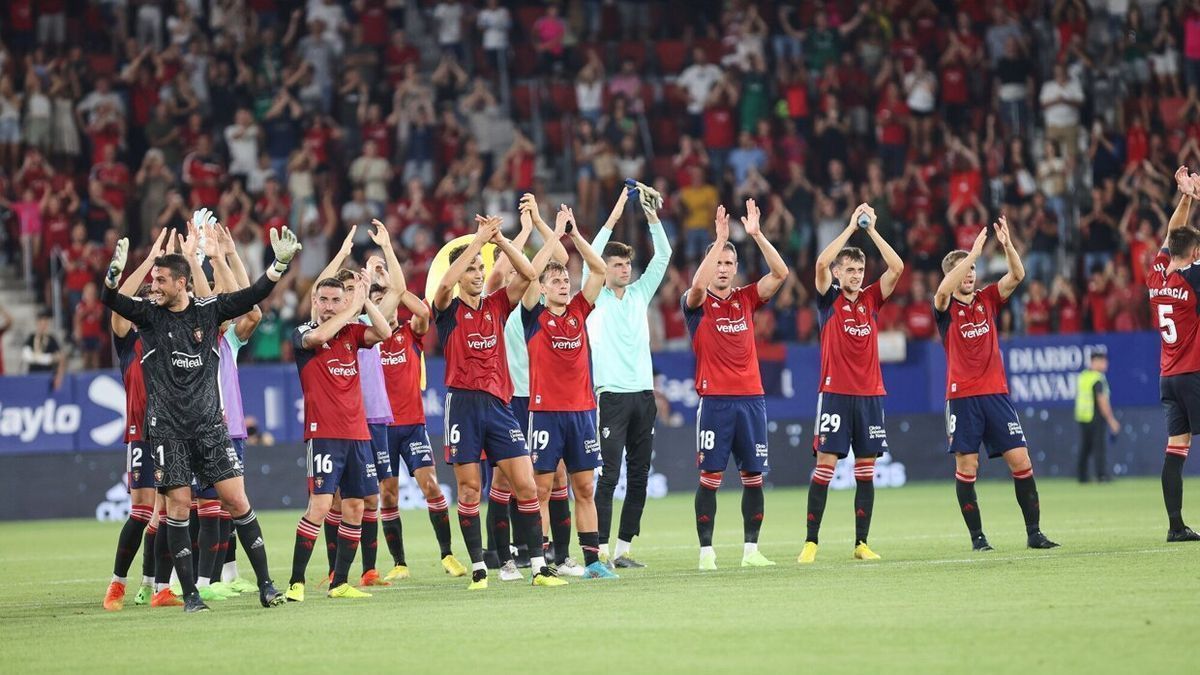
left=0, top=0, right=1186, bottom=375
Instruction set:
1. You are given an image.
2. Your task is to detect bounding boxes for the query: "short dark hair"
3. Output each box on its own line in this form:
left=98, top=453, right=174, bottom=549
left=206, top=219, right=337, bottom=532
left=334, top=268, right=356, bottom=283
left=1168, top=227, right=1200, bottom=259
left=315, top=277, right=345, bottom=292
left=835, top=247, right=865, bottom=267
left=539, top=260, right=568, bottom=282
left=153, top=253, right=190, bottom=281
left=1090, top=351, right=1108, bottom=362
left=368, top=283, right=387, bottom=296
left=602, top=241, right=634, bottom=262
left=704, top=241, right=737, bottom=256
left=941, top=250, right=971, bottom=275
left=448, top=243, right=472, bottom=265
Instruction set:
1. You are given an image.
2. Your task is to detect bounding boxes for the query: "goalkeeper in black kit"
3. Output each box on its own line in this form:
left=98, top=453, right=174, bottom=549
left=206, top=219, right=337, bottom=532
left=102, top=222, right=303, bottom=612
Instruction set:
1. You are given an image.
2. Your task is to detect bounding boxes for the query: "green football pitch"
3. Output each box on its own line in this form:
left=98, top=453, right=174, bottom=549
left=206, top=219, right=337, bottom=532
left=1, top=478, right=1195, bottom=674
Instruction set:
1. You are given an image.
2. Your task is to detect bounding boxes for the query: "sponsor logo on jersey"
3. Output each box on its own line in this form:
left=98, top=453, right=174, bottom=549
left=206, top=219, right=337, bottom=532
left=551, top=335, right=583, bottom=350
left=466, top=332, right=497, bottom=350
left=959, top=320, right=991, bottom=339
left=1150, top=286, right=1191, bottom=301
left=170, top=351, right=203, bottom=369
left=380, top=349, right=408, bottom=366
left=842, top=320, right=873, bottom=337
left=325, top=358, right=359, bottom=377
left=715, top=316, right=749, bottom=334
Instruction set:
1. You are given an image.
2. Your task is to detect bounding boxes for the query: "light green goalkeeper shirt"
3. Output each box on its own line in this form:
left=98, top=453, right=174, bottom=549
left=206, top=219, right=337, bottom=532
left=582, top=220, right=673, bottom=394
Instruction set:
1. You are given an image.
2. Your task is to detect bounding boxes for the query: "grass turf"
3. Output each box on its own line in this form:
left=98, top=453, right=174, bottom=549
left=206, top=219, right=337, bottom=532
left=0, top=477, right=1195, bottom=674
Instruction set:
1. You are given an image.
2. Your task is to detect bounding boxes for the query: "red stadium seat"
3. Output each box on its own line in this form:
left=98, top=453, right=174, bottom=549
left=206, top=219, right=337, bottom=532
left=695, top=38, right=725, bottom=64
left=512, top=82, right=538, bottom=120
left=543, top=119, right=566, bottom=155
left=1159, top=97, right=1188, bottom=131
left=512, top=45, right=538, bottom=78
left=515, top=6, right=543, bottom=36
left=663, top=83, right=688, bottom=114
left=548, top=82, right=577, bottom=114
left=651, top=156, right=675, bottom=181
left=650, top=116, right=681, bottom=154
left=616, top=41, right=647, bottom=70
left=655, top=40, right=689, bottom=74
left=88, top=54, right=117, bottom=77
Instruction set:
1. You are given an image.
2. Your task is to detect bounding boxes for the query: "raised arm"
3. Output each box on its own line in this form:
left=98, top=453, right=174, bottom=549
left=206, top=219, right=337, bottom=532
left=742, top=198, right=790, bottom=301
left=112, top=228, right=167, bottom=336
left=318, top=224, right=359, bottom=283
left=215, top=224, right=262, bottom=341
left=934, top=229, right=988, bottom=311
left=101, top=239, right=154, bottom=326
left=630, top=185, right=673, bottom=297
left=434, top=219, right=495, bottom=311
left=1165, top=167, right=1197, bottom=248
left=582, top=188, right=627, bottom=286
left=529, top=195, right=569, bottom=265
left=361, top=294, right=391, bottom=346
left=862, top=205, right=904, bottom=300
left=994, top=215, right=1025, bottom=300
left=570, top=216, right=607, bottom=304
left=486, top=197, right=535, bottom=294
left=815, top=205, right=866, bottom=295
left=366, top=219, right=407, bottom=319
left=512, top=211, right=567, bottom=307
left=686, top=206, right=729, bottom=309
left=215, top=227, right=301, bottom=321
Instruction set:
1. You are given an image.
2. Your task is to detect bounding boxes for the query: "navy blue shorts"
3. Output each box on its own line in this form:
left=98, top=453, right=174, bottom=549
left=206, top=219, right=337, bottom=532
left=369, top=423, right=394, bottom=480
left=127, top=441, right=160, bottom=491
left=528, top=410, right=601, bottom=473
left=511, top=396, right=530, bottom=430
left=813, top=393, right=888, bottom=459
left=387, top=424, right=435, bottom=476
left=1160, top=372, right=1200, bottom=436
left=443, top=388, right=528, bottom=465
left=697, top=396, right=769, bottom=473
left=307, top=438, right=379, bottom=499
left=192, top=439, right=245, bottom=499
left=946, top=394, right=1027, bottom=458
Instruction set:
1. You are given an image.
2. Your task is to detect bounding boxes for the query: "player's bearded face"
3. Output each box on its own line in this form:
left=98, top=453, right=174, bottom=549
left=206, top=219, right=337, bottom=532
left=315, top=287, right=344, bottom=323
left=150, top=266, right=186, bottom=306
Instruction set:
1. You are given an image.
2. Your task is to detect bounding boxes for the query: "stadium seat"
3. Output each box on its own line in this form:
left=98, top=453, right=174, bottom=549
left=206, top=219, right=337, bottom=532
left=663, top=83, right=688, bottom=114
left=650, top=116, right=681, bottom=154
left=543, top=118, right=567, bottom=155
left=512, top=82, right=538, bottom=120
left=616, top=41, right=648, bottom=70
left=512, top=45, right=538, bottom=78
left=1159, top=97, right=1188, bottom=132
left=548, top=82, right=577, bottom=114
left=88, top=54, right=117, bottom=77
left=655, top=40, right=689, bottom=74
left=515, top=6, right=543, bottom=37
left=696, top=38, right=725, bottom=63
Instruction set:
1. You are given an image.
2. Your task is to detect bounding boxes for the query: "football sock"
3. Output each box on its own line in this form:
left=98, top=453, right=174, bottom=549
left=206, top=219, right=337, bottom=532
left=428, top=496, right=454, bottom=557
left=487, top=487, right=512, bottom=563
left=854, top=462, right=875, bottom=544
left=323, top=509, right=342, bottom=575
left=141, top=520, right=157, bottom=581
left=613, top=538, right=631, bottom=559
left=955, top=471, right=983, bottom=537
left=231, top=510, right=271, bottom=586
left=195, top=502, right=221, bottom=587
left=1163, top=448, right=1188, bottom=530
left=154, top=509, right=171, bottom=588
left=1011, top=468, right=1041, bottom=534
left=550, top=487, right=572, bottom=564
left=578, top=531, right=600, bottom=566
left=741, top=473, right=764, bottom=544
left=380, top=506, right=405, bottom=566
left=290, top=517, right=320, bottom=585
left=166, top=517, right=197, bottom=597
left=457, top=501, right=483, bottom=563
left=361, top=509, right=379, bottom=574
left=213, top=510, right=232, bottom=582
left=806, top=465, right=834, bottom=544
left=188, top=502, right=199, bottom=578
left=516, top=498, right=544, bottom=567
left=331, top=521, right=361, bottom=588
left=113, top=504, right=152, bottom=578
left=695, top=472, right=720, bottom=547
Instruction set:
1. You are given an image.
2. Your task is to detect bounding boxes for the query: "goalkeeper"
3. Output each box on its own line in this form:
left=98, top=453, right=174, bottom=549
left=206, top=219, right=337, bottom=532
left=100, top=217, right=302, bottom=613
left=584, top=180, right=673, bottom=568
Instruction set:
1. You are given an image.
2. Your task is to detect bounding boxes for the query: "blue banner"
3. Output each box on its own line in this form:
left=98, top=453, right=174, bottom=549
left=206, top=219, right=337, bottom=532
left=0, top=331, right=1168, bottom=454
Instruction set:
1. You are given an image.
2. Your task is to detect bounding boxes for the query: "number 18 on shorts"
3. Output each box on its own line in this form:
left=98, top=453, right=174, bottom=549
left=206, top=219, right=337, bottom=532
left=696, top=396, right=769, bottom=472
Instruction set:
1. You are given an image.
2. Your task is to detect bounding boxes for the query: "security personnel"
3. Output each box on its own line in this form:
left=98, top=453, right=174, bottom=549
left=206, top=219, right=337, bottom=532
left=1076, top=350, right=1120, bottom=482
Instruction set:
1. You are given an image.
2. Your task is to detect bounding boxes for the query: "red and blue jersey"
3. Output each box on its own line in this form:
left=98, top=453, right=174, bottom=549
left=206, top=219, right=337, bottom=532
left=1148, top=249, right=1200, bottom=376
left=934, top=284, right=1009, bottom=399
left=524, top=294, right=596, bottom=412
left=681, top=285, right=765, bottom=396
left=292, top=321, right=370, bottom=441
left=114, top=330, right=146, bottom=443
left=816, top=283, right=887, bottom=396
left=380, top=322, right=426, bottom=426
left=434, top=290, right=515, bottom=402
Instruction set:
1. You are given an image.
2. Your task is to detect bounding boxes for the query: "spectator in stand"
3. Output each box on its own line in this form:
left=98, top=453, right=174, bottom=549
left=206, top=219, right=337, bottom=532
left=0, top=75, right=21, bottom=171
left=477, top=0, right=512, bottom=75
left=576, top=51, right=605, bottom=126
left=22, top=76, right=52, bottom=154
left=225, top=108, right=261, bottom=182
left=1024, top=279, right=1052, bottom=336
left=677, top=48, right=723, bottom=136
left=1080, top=188, right=1121, bottom=274
left=608, top=59, right=644, bottom=115
left=183, top=134, right=225, bottom=208
left=24, top=309, right=66, bottom=386
left=1040, top=64, right=1085, bottom=159
left=728, top=131, right=766, bottom=186
left=903, top=56, right=938, bottom=149
left=73, top=281, right=105, bottom=370
left=532, top=3, right=567, bottom=76
left=902, top=275, right=937, bottom=341
left=431, top=0, right=465, bottom=61
left=1084, top=265, right=1113, bottom=333
left=351, top=139, right=393, bottom=210
left=1107, top=266, right=1146, bottom=332
left=678, top=164, right=719, bottom=262
left=573, top=118, right=601, bottom=225
left=1151, top=4, right=1182, bottom=97
left=1050, top=274, right=1082, bottom=334
left=995, top=37, right=1034, bottom=138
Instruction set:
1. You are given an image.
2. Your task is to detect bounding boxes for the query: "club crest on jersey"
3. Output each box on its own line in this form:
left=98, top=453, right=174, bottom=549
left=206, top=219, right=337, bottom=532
left=731, top=300, right=740, bottom=309
left=858, top=306, right=866, bottom=313
left=344, top=342, right=352, bottom=351
left=192, top=327, right=203, bottom=343
left=484, top=311, right=492, bottom=321
left=567, top=317, right=577, bottom=327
